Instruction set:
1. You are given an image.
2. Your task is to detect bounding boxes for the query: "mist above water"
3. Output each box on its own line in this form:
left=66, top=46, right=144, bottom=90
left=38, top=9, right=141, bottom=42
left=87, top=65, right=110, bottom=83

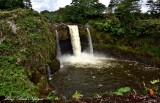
left=59, top=52, right=115, bottom=68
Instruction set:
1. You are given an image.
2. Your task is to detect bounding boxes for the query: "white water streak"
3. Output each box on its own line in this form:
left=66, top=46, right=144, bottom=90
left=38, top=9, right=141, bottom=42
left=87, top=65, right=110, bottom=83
left=68, top=25, right=81, bottom=56
left=47, top=66, right=52, bottom=80
left=59, top=25, right=115, bottom=68
left=55, top=30, right=61, bottom=58
left=87, top=28, right=93, bottom=54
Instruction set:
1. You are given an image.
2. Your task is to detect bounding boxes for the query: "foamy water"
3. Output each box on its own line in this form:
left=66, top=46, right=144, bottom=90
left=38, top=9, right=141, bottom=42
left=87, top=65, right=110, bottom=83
left=59, top=52, right=115, bottom=68
left=58, top=25, right=115, bottom=68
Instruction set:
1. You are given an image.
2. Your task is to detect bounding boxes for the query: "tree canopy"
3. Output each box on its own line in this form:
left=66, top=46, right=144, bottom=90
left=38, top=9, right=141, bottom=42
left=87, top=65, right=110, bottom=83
left=43, top=0, right=106, bottom=23
left=147, top=0, right=160, bottom=15
left=0, top=0, right=32, bottom=10
left=70, top=0, right=106, bottom=23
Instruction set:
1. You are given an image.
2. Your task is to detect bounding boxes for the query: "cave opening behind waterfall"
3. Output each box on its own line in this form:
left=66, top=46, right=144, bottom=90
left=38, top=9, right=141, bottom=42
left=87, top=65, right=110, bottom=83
left=58, top=25, right=89, bottom=56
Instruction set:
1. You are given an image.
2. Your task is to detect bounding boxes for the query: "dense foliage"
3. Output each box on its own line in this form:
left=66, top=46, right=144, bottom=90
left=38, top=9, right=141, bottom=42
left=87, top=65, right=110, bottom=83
left=147, top=0, right=160, bottom=15
left=0, top=0, right=32, bottom=10
left=0, top=0, right=160, bottom=100
left=0, top=55, right=38, bottom=98
left=0, top=9, right=55, bottom=98
left=86, top=0, right=160, bottom=57
left=41, top=0, right=106, bottom=24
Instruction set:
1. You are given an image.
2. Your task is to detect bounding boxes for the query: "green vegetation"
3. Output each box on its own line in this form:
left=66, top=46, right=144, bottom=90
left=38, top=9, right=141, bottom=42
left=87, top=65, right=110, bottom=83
left=0, top=0, right=32, bottom=10
left=41, top=0, right=106, bottom=24
left=0, top=0, right=160, bottom=100
left=112, top=87, right=131, bottom=96
left=89, top=18, right=160, bottom=57
left=40, top=0, right=160, bottom=58
left=86, top=0, right=160, bottom=58
left=46, top=91, right=60, bottom=100
left=0, top=9, right=55, bottom=98
left=0, top=55, right=38, bottom=98
left=72, top=90, right=83, bottom=100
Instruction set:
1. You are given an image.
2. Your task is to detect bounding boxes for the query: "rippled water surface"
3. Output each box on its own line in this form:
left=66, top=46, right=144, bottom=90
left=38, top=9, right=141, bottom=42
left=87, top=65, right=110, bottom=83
left=50, top=53, right=160, bottom=98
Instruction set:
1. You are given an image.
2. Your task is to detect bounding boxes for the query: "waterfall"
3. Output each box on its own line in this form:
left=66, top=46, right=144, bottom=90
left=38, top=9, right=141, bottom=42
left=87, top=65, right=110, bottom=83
left=87, top=28, right=93, bottom=54
left=68, top=25, right=81, bottom=56
left=55, top=30, right=61, bottom=58
left=47, top=66, right=52, bottom=80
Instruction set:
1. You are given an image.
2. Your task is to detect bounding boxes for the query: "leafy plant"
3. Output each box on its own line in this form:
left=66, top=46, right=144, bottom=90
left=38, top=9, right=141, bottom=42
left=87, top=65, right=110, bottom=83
left=54, top=97, right=60, bottom=101
left=0, top=9, right=56, bottom=99
left=112, top=87, right=131, bottom=96
left=72, top=90, right=83, bottom=100
left=150, top=79, right=160, bottom=85
left=0, top=56, right=38, bottom=99
left=93, top=93, right=102, bottom=98
left=150, top=79, right=160, bottom=94
left=0, top=42, right=12, bottom=51
left=143, top=79, right=160, bottom=96
left=46, top=91, right=61, bottom=101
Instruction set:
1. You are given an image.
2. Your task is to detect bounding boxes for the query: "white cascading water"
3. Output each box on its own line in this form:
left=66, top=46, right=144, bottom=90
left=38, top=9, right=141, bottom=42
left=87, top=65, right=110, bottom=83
left=68, top=25, right=81, bottom=56
left=87, top=28, right=93, bottom=54
left=55, top=30, right=61, bottom=58
left=47, top=66, right=52, bottom=80
left=59, top=25, right=115, bottom=68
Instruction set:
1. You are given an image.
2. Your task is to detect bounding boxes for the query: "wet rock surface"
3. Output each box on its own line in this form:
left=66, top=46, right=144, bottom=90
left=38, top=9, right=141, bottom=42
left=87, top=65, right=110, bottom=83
left=49, top=59, right=60, bottom=74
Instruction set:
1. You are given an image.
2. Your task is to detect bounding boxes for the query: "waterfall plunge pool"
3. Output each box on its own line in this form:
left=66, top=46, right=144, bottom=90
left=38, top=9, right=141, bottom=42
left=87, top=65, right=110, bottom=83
left=50, top=52, right=160, bottom=98
left=52, top=25, right=160, bottom=98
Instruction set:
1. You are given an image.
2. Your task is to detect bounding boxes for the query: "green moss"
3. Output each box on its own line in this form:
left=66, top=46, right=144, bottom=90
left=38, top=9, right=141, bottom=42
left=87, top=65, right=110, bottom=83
left=0, top=9, right=56, bottom=98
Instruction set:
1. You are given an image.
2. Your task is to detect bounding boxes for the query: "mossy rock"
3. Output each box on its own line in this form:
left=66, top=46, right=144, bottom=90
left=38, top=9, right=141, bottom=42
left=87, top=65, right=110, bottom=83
left=56, top=24, right=69, bottom=40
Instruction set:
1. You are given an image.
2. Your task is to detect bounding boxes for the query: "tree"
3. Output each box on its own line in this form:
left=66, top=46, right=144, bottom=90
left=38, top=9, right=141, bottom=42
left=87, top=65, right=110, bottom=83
left=155, top=0, right=160, bottom=14
left=113, top=0, right=141, bottom=36
left=0, top=0, right=32, bottom=10
left=115, top=0, right=141, bottom=25
left=0, top=0, right=25, bottom=10
left=23, top=0, right=32, bottom=9
left=71, top=0, right=106, bottom=23
left=146, top=0, right=157, bottom=14
left=132, top=0, right=141, bottom=13
left=41, top=10, right=52, bottom=22
left=41, top=0, right=106, bottom=23
left=51, top=0, right=106, bottom=23
left=0, top=0, right=5, bottom=9
left=108, top=0, right=122, bottom=13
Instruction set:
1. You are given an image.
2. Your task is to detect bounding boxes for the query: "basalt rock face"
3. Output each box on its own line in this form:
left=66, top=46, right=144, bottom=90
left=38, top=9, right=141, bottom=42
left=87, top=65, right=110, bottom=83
left=49, top=23, right=70, bottom=40
left=50, top=23, right=89, bottom=41
left=79, top=24, right=90, bottom=51
left=50, top=24, right=90, bottom=54
left=57, top=24, right=70, bottom=40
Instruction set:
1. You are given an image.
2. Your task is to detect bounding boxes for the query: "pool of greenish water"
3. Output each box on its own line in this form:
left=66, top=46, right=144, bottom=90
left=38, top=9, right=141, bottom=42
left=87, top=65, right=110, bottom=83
left=50, top=56, right=160, bottom=98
